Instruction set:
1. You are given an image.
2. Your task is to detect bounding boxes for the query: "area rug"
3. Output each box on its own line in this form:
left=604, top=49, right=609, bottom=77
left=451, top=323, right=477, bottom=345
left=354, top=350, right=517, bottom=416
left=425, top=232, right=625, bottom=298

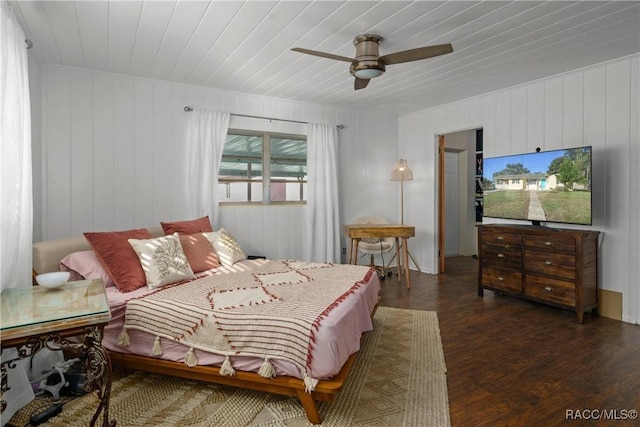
left=9, top=307, right=450, bottom=426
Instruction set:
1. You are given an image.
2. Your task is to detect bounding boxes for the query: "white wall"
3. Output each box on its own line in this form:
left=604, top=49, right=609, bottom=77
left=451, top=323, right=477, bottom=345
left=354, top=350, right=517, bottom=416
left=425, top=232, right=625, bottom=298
left=399, top=54, right=640, bottom=324
left=36, top=64, right=398, bottom=264
left=37, top=57, right=638, bottom=321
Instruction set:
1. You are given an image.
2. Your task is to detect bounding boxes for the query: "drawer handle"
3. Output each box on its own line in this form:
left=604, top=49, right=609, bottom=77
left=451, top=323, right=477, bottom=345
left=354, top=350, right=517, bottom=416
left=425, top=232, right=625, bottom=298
left=544, top=260, right=553, bottom=265
left=497, top=236, right=504, bottom=241
left=545, top=241, right=553, bottom=246
left=544, top=286, right=553, bottom=292
left=497, top=277, right=504, bottom=282
left=504, top=244, right=511, bottom=249
left=497, top=253, right=505, bottom=258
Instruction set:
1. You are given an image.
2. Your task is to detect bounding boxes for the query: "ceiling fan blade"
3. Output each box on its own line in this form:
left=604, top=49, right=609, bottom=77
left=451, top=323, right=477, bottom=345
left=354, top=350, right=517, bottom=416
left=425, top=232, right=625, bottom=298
left=354, top=77, right=370, bottom=90
left=290, top=48, right=355, bottom=63
left=379, top=43, right=453, bottom=65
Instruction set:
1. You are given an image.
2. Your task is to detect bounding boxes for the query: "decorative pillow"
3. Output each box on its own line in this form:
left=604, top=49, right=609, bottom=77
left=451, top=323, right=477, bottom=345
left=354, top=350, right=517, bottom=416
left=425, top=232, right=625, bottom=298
left=207, top=228, right=246, bottom=267
left=128, top=233, right=196, bottom=289
left=84, top=228, right=152, bottom=293
left=178, top=233, right=220, bottom=273
left=59, top=250, right=115, bottom=287
left=161, top=216, right=213, bottom=235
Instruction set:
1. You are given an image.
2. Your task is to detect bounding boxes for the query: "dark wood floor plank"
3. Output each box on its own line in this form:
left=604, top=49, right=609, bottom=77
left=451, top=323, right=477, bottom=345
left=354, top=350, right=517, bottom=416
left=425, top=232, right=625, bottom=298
left=378, top=256, right=640, bottom=427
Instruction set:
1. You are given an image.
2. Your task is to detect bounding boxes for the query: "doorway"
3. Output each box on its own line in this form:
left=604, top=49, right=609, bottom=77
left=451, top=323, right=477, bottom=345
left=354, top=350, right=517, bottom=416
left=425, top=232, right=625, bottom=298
left=444, top=151, right=460, bottom=256
left=438, top=129, right=482, bottom=273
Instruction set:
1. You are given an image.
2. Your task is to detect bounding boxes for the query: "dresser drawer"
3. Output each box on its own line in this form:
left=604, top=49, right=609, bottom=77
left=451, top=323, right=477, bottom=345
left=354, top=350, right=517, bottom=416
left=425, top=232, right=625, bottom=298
left=482, top=266, right=522, bottom=294
left=525, top=274, right=575, bottom=306
left=481, top=231, right=522, bottom=246
left=482, top=244, right=522, bottom=269
left=525, top=250, right=575, bottom=280
left=525, top=234, right=576, bottom=253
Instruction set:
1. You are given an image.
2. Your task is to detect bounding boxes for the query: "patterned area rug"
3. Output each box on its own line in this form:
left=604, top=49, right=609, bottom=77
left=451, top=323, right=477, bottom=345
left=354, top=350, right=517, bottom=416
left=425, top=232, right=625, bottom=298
left=9, top=307, right=450, bottom=427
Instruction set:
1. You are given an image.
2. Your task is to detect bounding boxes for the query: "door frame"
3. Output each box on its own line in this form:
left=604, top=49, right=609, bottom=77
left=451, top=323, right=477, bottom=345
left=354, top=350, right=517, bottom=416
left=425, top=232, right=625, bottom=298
left=437, top=128, right=482, bottom=274
left=438, top=135, right=445, bottom=273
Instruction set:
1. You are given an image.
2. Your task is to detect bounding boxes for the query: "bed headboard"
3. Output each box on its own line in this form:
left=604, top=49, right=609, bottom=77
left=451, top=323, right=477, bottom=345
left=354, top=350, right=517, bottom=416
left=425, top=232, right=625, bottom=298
left=32, top=227, right=165, bottom=275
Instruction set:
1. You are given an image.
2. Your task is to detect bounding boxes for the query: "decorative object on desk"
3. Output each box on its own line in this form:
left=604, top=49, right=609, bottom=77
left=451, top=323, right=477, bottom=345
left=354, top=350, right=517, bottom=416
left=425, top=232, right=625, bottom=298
left=34, top=272, right=70, bottom=289
left=390, top=159, right=421, bottom=271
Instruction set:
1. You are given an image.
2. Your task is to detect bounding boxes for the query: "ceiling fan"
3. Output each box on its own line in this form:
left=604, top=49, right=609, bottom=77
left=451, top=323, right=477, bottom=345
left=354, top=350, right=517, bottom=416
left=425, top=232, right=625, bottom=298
left=291, top=34, right=453, bottom=90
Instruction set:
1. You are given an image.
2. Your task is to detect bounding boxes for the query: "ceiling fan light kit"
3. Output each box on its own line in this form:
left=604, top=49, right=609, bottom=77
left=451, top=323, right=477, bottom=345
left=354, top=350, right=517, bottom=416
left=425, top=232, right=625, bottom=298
left=291, top=34, right=453, bottom=91
left=351, top=64, right=385, bottom=79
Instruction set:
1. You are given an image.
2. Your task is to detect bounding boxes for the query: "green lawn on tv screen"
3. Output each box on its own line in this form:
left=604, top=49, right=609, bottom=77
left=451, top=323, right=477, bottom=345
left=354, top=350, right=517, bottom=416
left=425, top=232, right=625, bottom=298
left=484, top=190, right=590, bottom=224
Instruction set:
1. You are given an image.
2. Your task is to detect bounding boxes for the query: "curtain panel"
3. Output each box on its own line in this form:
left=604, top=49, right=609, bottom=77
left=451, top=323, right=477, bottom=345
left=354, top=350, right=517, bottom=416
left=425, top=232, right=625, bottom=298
left=305, top=123, right=340, bottom=263
left=185, top=110, right=230, bottom=228
left=0, top=2, right=32, bottom=291
left=0, top=3, right=36, bottom=422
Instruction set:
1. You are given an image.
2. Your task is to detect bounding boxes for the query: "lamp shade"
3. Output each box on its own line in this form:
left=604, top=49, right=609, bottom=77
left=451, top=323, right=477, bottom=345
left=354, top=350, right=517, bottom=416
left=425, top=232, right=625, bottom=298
left=391, top=159, right=413, bottom=181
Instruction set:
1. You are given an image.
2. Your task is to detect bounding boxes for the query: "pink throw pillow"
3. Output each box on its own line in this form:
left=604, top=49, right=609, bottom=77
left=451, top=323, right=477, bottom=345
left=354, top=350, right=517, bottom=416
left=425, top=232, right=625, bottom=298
left=59, top=250, right=115, bottom=287
left=179, top=233, right=220, bottom=273
left=84, top=228, right=152, bottom=293
left=161, top=216, right=213, bottom=235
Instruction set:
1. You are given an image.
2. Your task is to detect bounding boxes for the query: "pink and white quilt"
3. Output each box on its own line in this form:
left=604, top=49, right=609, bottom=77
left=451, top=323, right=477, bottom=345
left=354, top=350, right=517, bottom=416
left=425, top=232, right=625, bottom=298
left=115, top=260, right=375, bottom=391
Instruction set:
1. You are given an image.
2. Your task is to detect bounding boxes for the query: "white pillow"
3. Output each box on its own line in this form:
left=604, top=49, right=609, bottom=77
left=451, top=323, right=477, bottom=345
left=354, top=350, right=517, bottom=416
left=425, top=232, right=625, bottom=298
left=206, top=228, right=246, bottom=267
left=128, top=233, right=195, bottom=289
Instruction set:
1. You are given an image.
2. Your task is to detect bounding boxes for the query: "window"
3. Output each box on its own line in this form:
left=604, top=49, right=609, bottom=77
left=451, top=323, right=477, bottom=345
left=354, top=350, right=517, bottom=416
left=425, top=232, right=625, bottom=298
left=218, top=130, right=307, bottom=204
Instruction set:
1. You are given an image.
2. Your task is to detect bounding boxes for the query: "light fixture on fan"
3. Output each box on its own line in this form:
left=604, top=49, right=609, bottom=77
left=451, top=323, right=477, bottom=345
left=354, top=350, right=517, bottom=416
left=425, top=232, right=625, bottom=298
left=351, top=64, right=385, bottom=79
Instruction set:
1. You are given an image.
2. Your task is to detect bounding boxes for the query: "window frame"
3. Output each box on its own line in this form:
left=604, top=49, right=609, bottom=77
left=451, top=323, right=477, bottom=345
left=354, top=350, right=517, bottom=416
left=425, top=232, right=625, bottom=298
left=218, top=129, right=307, bottom=206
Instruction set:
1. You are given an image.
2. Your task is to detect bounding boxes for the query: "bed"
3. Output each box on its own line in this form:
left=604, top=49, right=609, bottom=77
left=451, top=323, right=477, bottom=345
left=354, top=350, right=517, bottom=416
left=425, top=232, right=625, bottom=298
left=31, top=222, right=381, bottom=424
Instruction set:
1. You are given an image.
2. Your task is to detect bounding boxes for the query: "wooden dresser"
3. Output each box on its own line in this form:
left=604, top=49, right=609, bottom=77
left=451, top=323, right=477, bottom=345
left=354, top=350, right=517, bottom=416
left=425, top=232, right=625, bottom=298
left=477, top=224, right=600, bottom=323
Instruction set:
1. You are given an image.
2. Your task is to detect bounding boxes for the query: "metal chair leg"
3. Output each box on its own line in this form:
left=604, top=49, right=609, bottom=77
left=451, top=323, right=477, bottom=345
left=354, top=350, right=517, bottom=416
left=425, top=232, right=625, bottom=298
left=368, top=254, right=388, bottom=280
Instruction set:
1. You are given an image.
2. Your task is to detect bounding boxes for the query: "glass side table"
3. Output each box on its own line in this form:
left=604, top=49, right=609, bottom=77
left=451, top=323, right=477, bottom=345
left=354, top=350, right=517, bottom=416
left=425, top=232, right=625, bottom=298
left=1, top=279, right=115, bottom=426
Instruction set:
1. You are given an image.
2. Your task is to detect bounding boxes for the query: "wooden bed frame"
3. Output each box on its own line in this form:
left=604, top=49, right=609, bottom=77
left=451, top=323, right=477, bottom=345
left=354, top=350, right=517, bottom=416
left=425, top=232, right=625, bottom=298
left=32, top=230, right=377, bottom=424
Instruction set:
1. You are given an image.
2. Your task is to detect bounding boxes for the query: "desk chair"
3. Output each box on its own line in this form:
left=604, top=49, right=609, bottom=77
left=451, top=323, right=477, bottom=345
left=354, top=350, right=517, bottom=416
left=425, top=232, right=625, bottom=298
left=353, top=216, right=395, bottom=278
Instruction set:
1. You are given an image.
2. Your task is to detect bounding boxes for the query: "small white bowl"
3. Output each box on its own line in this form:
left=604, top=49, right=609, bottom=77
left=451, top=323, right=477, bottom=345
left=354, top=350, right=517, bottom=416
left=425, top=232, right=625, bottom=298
left=36, top=271, right=70, bottom=289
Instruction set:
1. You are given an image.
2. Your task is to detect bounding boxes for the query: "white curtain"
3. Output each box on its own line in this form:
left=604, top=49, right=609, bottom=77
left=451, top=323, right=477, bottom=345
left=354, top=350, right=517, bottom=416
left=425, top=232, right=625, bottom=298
left=0, top=2, right=32, bottom=291
left=185, top=110, right=229, bottom=228
left=305, top=123, right=340, bottom=263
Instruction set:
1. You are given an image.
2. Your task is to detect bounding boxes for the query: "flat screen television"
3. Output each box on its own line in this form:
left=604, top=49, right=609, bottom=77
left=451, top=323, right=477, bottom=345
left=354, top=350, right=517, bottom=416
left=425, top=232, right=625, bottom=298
left=481, top=146, right=592, bottom=226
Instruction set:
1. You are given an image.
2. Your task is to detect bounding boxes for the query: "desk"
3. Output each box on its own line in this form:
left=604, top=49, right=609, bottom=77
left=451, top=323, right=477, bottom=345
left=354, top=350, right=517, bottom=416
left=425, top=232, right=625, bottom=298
left=1, top=280, right=115, bottom=426
left=343, top=224, right=415, bottom=288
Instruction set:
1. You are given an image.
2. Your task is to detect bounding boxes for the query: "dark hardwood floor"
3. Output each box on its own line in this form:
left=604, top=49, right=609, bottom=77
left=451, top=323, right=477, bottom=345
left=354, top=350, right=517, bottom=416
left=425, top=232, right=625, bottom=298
left=378, top=256, right=640, bottom=427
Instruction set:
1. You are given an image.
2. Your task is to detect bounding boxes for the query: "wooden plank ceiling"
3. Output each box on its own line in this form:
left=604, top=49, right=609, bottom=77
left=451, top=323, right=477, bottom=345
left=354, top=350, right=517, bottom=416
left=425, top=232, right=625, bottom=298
left=11, top=0, right=640, bottom=115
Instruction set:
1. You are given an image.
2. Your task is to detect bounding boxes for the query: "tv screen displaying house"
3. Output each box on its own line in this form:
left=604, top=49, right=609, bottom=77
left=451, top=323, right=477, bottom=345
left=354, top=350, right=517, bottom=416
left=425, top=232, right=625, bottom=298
left=482, top=146, right=592, bottom=225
